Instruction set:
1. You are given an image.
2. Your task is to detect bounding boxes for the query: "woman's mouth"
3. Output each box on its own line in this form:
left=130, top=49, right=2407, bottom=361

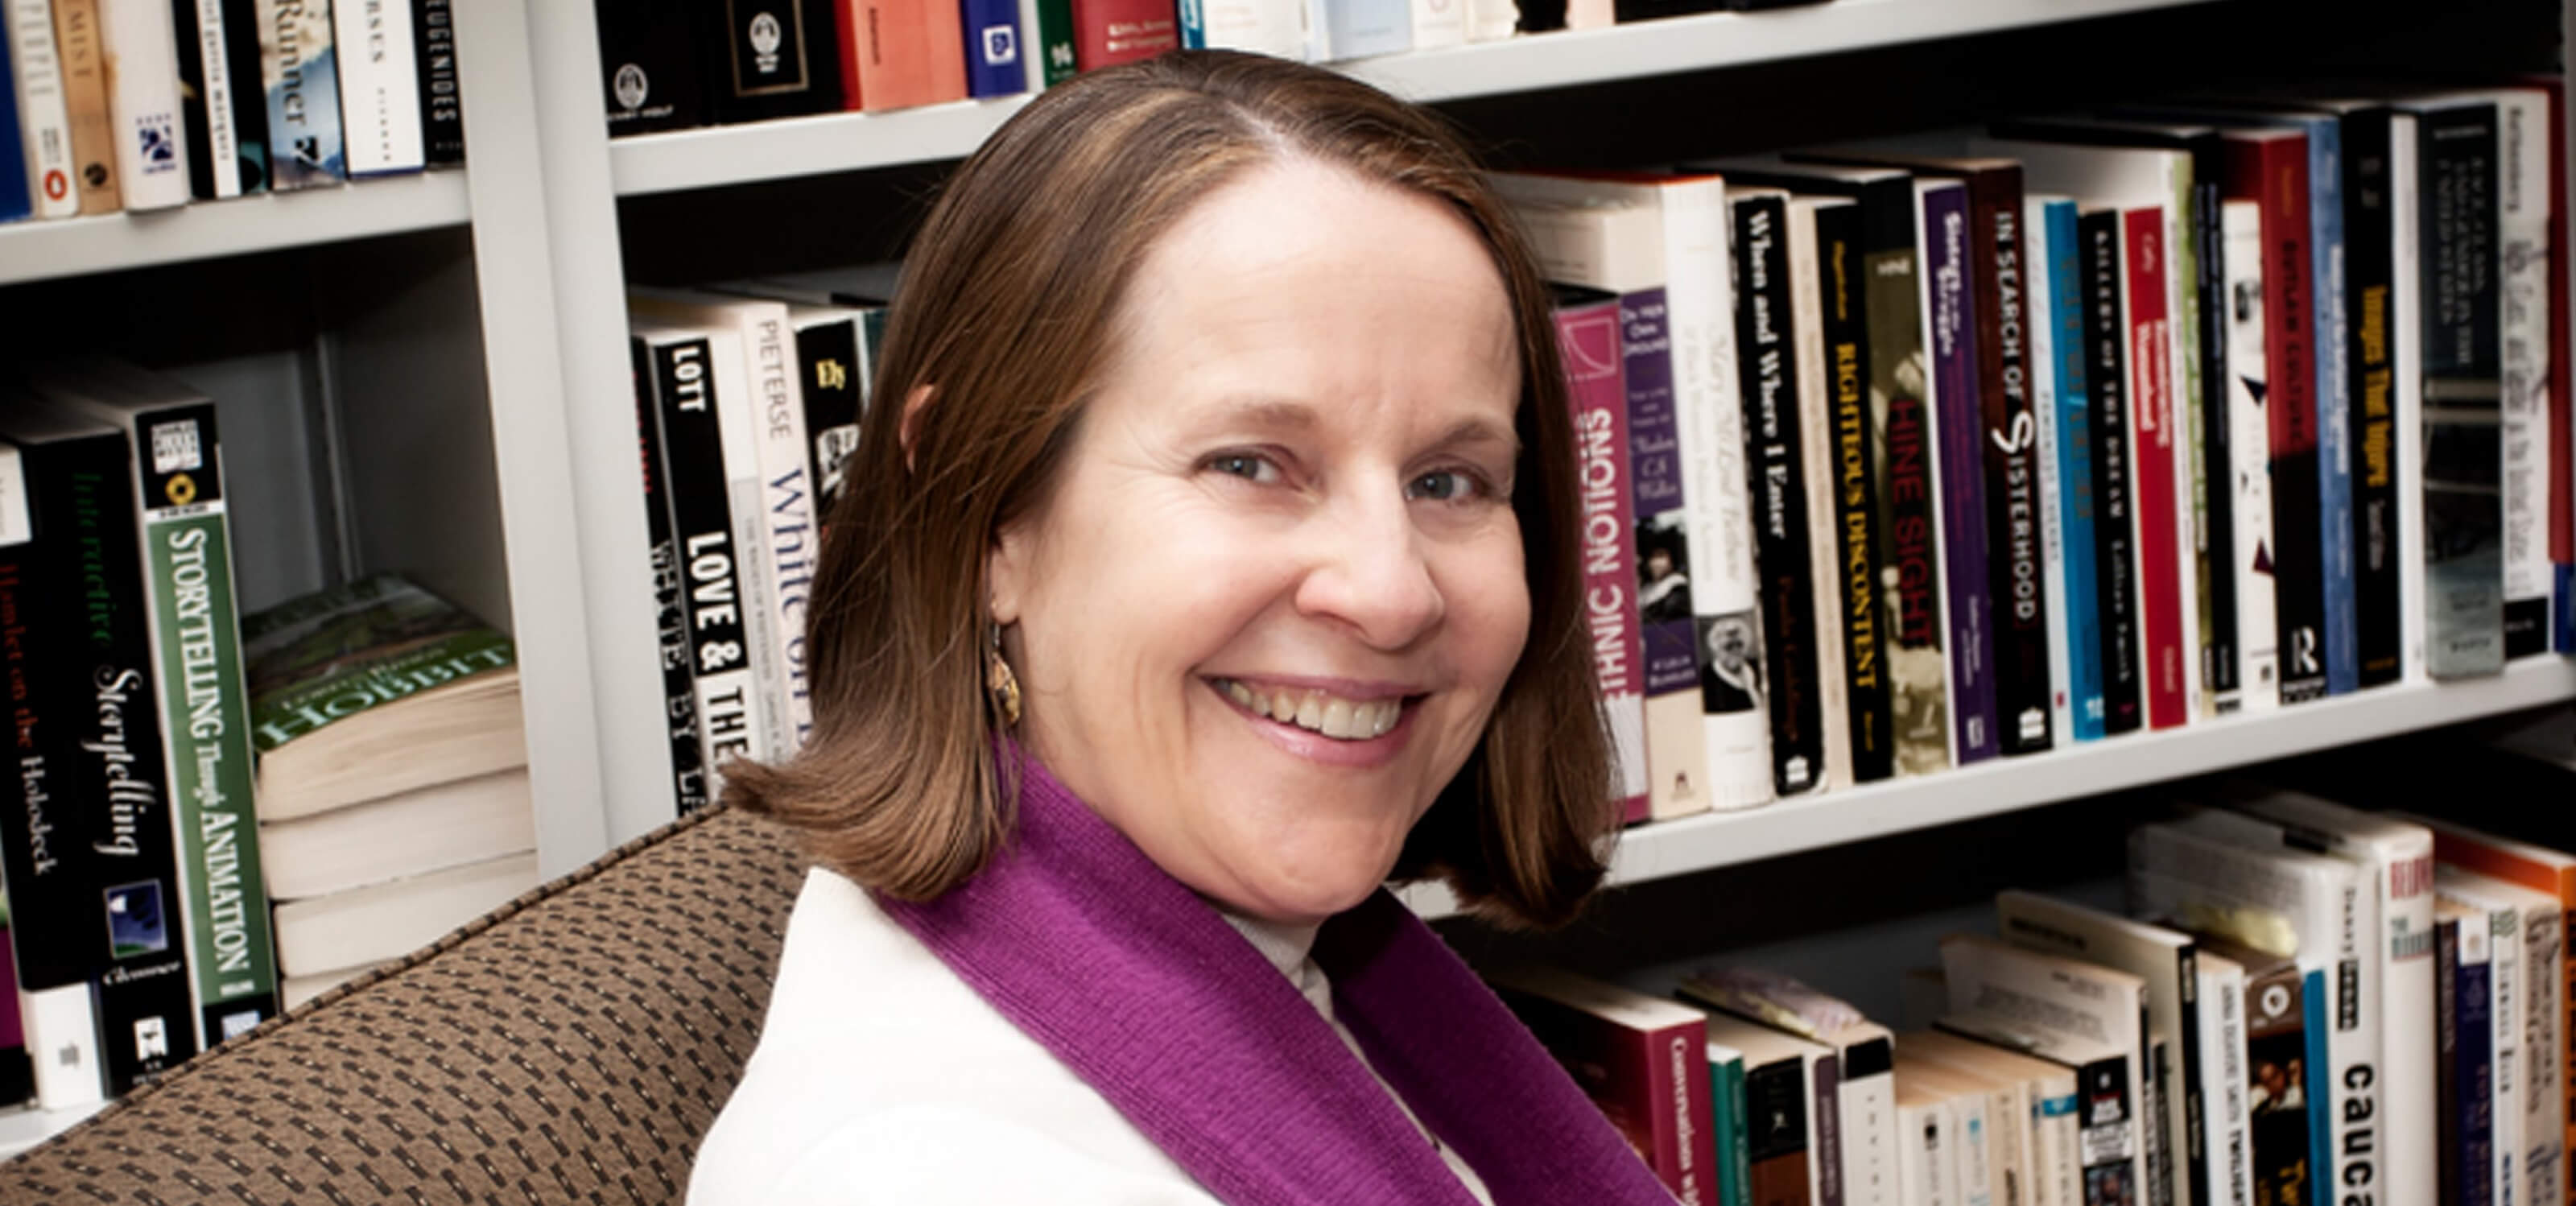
left=1207, top=677, right=1411, bottom=741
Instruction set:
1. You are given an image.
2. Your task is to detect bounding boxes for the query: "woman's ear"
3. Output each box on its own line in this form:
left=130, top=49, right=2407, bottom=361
left=898, top=384, right=936, bottom=473
left=988, top=521, right=1032, bottom=628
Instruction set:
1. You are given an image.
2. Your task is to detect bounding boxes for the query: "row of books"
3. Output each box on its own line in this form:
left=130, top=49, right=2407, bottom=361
left=622, top=267, right=900, bottom=808
left=0, top=362, right=527, bottom=1113
left=1529, top=80, right=2576, bottom=823
left=1498, top=775, right=2576, bottom=1206
left=0, top=0, right=462, bottom=224
left=592, top=0, right=1816, bottom=134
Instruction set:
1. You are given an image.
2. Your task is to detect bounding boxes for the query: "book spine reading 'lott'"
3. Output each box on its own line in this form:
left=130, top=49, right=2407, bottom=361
left=1624, top=284, right=1719, bottom=820
left=2081, top=209, right=2142, bottom=734
left=411, top=0, right=462, bottom=165
left=1818, top=202, right=1893, bottom=783
left=332, top=0, right=423, bottom=173
left=1923, top=183, right=1996, bottom=766
left=43, top=431, right=200, bottom=1093
left=2344, top=109, right=2403, bottom=688
left=1967, top=171, right=2052, bottom=755
left=646, top=335, right=759, bottom=783
left=120, top=403, right=278, bottom=1047
left=98, top=0, right=191, bottom=209
left=7, top=0, right=78, bottom=217
left=2419, top=103, right=2506, bottom=679
left=1866, top=180, right=1949, bottom=778
left=2125, top=208, right=2187, bottom=730
left=1557, top=295, right=1649, bottom=822
left=51, top=0, right=120, bottom=213
left=2040, top=199, right=2103, bottom=741
left=255, top=0, right=344, bottom=188
left=631, top=342, right=710, bottom=816
left=1736, top=196, right=1827, bottom=797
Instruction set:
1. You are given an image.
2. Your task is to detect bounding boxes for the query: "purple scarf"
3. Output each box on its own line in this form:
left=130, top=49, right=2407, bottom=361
left=875, top=754, right=1675, bottom=1206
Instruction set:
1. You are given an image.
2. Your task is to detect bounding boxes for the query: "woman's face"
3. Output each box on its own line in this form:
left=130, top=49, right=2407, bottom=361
left=987, top=159, right=1530, bottom=926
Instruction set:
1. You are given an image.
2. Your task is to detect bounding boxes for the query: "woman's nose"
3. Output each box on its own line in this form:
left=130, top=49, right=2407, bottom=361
left=1292, top=490, right=1446, bottom=651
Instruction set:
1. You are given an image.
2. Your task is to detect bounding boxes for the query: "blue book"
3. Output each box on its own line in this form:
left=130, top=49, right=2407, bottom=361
left=1178, top=0, right=1208, bottom=45
left=2040, top=199, right=2105, bottom=741
left=0, top=30, right=29, bottom=222
left=1322, top=0, right=1409, bottom=58
left=2292, top=115, right=2356, bottom=696
left=2301, top=964, right=2336, bottom=1206
left=960, top=0, right=1028, bottom=97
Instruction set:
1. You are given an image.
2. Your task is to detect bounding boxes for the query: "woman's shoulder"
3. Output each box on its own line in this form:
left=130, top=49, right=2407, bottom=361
left=689, top=868, right=1216, bottom=1204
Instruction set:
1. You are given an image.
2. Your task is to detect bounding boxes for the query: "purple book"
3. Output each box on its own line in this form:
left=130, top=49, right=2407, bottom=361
left=1624, top=288, right=1700, bottom=698
left=1923, top=181, right=1998, bottom=764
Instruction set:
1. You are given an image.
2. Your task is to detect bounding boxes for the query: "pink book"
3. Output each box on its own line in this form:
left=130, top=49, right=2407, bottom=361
left=1554, top=287, right=1650, bottom=824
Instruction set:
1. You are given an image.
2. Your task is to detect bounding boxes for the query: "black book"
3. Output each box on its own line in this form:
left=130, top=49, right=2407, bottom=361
left=1732, top=192, right=1826, bottom=797
left=700, top=0, right=844, bottom=125
left=2081, top=208, right=2145, bottom=734
left=600, top=0, right=708, bottom=134
left=631, top=341, right=711, bottom=816
left=173, top=0, right=273, bottom=198
left=1812, top=200, right=1893, bottom=783
left=791, top=312, right=868, bottom=523
left=633, top=323, right=762, bottom=774
left=2411, top=99, right=2507, bottom=679
left=413, top=0, right=465, bottom=166
left=2330, top=104, right=2404, bottom=687
left=0, top=404, right=201, bottom=1099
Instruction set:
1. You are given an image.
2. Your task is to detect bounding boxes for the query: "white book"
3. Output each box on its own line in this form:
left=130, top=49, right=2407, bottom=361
left=2131, top=808, right=2378, bottom=1202
left=2389, top=113, right=2429, bottom=683
left=258, top=766, right=535, bottom=901
left=1788, top=195, right=1855, bottom=791
left=280, top=961, right=393, bottom=1012
left=2193, top=951, right=2252, bottom=1206
left=1318, top=0, right=1407, bottom=58
left=1406, top=0, right=1465, bottom=52
left=1941, top=932, right=2153, bottom=1206
left=2219, top=200, right=2278, bottom=710
left=2440, top=865, right=2566, bottom=1206
left=2025, top=196, right=2074, bottom=745
left=189, top=0, right=242, bottom=196
left=1994, top=891, right=2206, bottom=1206
left=2487, top=89, right=2553, bottom=659
left=7, top=0, right=76, bottom=217
left=2216, top=786, right=2434, bottom=1206
left=1897, top=1076, right=1961, bottom=1206
left=1464, top=0, right=1514, bottom=40
left=1492, top=170, right=1773, bottom=814
left=1905, top=1027, right=2078, bottom=1206
left=97, top=0, right=192, bottom=209
left=332, top=0, right=423, bottom=175
left=1899, top=1061, right=1996, bottom=1206
left=1183, top=0, right=1309, bottom=59
left=272, top=852, right=539, bottom=977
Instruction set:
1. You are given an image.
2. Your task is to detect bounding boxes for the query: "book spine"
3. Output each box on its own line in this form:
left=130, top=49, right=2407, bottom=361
left=220, top=0, right=267, bottom=187
left=2188, top=171, right=2238, bottom=717
left=99, top=0, right=192, bottom=209
left=2143, top=1036, right=2172, bottom=1206
left=2041, top=200, right=2103, bottom=741
left=856, top=0, right=964, bottom=110
left=732, top=308, right=817, bottom=759
left=961, top=0, right=1026, bottom=97
left=1728, top=1059, right=1755, bottom=1206
left=1923, top=184, right=1996, bottom=765
left=1818, top=203, right=1894, bottom=783
left=255, top=0, right=343, bottom=186
left=2125, top=209, right=2187, bottom=730
left=1748, top=1059, right=1815, bottom=1206
left=7, top=0, right=77, bottom=217
left=1787, top=202, right=1855, bottom=790
left=2077, top=1055, right=2142, bottom=1206
left=705, top=0, right=844, bottom=120
left=171, top=0, right=232, bottom=198
left=2494, top=93, right=2552, bottom=659
left=2027, top=200, right=2074, bottom=747
left=648, top=337, right=761, bottom=782
left=1816, top=1055, right=1846, bottom=1206
left=1068, top=0, right=1174, bottom=69
left=795, top=317, right=865, bottom=522
left=50, top=0, right=120, bottom=212
left=2207, top=964, right=2252, bottom=1206
left=1017, top=0, right=1074, bottom=84
left=2223, top=201, right=2283, bottom=712
left=2491, top=907, right=2524, bottom=1206
left=2442, top=916, right=2466, bottom=1206
left=1320, top=0, right=1406, bottom=57
left=2392, top=114, right=2431, bottom=683
left=2388, top=850, right=2442, bottom=1206
left=1864, top=181, right=1950, bottom=778
left=2465, top=923, right=2498, bottom=1206
left=2548, top=82, right=2574, bottom=659
left=0, top=446, right=107, bottom=1109
left=1464, top=0, right=1511, bottom=40
left=2419, top=104, right=2507, bottom=679
left=600, top=0, right=707, bottom=133
left=411, top=0, right=460, bottom=165
left=2240, top=138, right=2327, bottom=701
left=1407, top=0, right=1463, bottom=50
left=331, top=0, right=422, bottom=173
left=1558, top=299, right=1649, bottom=823
left=2309, top=126, right=2355, bottom=696
left=1967, top=171, right=2051, bottom=755
left=43, top=432, right=200, bottom=1094
left=120, top=403, right=279, bottom=1047
left=1624, top=286, right=1719, bottom=820
left=1672, top=1025, right=1723, bottom=1206
left=1844, top=1051, right=1899, bottom=1206
left=631, top=342, right=710, bottom=816
left=2521, top=902, right=2566, bottom=1206
left=2081, top=209, right=2143, bottom=734
left=2346, top=109, right=2403, bottom=687
left=2178, top=951, right=2211, bottom=1206
left=1734, top=197, right=1826, bottom=799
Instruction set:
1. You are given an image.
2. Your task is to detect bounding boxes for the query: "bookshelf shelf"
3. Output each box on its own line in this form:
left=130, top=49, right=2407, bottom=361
left=0, top=171, right=473, bottom=287
left=605, top=0, right=2220, bottom=197
left=0, top=1102, right=101, bottom=1163
left=1404, top=659, right=2576, bottom=919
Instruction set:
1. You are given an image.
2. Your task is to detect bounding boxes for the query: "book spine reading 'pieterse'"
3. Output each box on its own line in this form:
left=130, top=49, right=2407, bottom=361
left=1817, top=202, right=1893, bottom=784
left=1923, top=183, right=1996, bottom=766
left=2418, top=103, right=2506, bottom=679
left=645, top=334, right=760, bottom=785
left=1866, top=180, right=1949, bottom=778
left=1735, top=196, right=1826, bottom=798
left=2081, top=209, right=2142, bottom=735
left=1967, top=169, right=2052, bottom=755
left=1556, top=291, right=1650, bottom=823
left=631, top=341, right=710, bottom=816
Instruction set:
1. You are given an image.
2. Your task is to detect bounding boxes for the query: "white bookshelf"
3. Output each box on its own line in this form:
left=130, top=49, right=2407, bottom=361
left=0, top=171, right=473, bottom=287
left=0, top=1102, right=101, bottom=1163
left=1402, top=659, right=2576, bottom=920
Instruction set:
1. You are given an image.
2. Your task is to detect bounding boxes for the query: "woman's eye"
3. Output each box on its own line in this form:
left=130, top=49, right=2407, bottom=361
left=1207, top=453, right=1280, bottom=484
left=1407, top=469, right=1485, bottom=502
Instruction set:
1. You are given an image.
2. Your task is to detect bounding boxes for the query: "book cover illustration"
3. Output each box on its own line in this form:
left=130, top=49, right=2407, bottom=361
left=257, top=0, right=345, bottom=187
left=1868, top=195, right=1949, bottom=777
left=239, top=573, right=513, bottom=754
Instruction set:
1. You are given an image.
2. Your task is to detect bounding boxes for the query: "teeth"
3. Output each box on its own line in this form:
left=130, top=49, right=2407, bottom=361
left=1216, top=679, right=1406, bottom=741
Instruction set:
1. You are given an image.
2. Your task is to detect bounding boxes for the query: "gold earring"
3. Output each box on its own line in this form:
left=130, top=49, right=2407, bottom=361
left=986, top=626, right=1022, bottom=727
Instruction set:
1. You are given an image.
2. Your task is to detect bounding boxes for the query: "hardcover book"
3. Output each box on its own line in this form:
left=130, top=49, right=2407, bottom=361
left=1680, top=966, right=1899, bottom=1206
left=1551, top=287, right=1651, bottom=823
left=256, top=0, right=345, bottom=186
left=1707, top=1012, right=1831, bottom=1206
left=49, top=0, right=119, bottom=212
left=961, top=0, right=1027, bottom=97
left=850, top=0, right=966, bottom=112
left=2479, top=89, right=2555, bottom=660
left=2403, top=97, right=2508, bottom=678
left=1734, top=189, right=1829, bottom=797
left=1018, top=0, right=1075, bottom=84
left=1070, top=0, right=1174, bottom=70
left=2124, top=206, right=2190, bottom=730
left=598, top=0, right=705, bottom=135
left=1488, top=964, right=1720, bottom=1205
left=702, top=0, right=844, bottom=123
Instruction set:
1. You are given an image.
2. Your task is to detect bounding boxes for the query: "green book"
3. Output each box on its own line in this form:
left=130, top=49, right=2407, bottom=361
left=242, top=573, right=514, bottom=754
left=1709, top=1042, right=1749, bottom=1206
left=29, top=359, right=279, bottom=1048
left=1030, top=0, right=1075, bottom=87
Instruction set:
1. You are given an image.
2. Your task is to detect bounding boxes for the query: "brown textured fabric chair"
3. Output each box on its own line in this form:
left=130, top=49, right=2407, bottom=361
left=0, top=803, right=808, bottom=1205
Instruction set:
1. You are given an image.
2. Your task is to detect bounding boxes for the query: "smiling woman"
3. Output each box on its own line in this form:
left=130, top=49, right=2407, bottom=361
left=690, top=51, right=1672, bottom=1206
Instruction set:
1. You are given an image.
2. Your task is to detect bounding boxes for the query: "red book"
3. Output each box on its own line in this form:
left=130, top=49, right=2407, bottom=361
left=2223, top=130, right=2326, bottom=702
left=1071, top=0, right=1175, bottom=70
left=2543, top=79, right=2574, bottom=653
left=2123, top=207, right=2186, bottom=729
left=834, top=0, right=865, bottom=109
left=1554, top=289, right=1649, bottom=825
left=848, top=0, right=967, bottom=111
left=1486, top=964, right=1719, bottom=1204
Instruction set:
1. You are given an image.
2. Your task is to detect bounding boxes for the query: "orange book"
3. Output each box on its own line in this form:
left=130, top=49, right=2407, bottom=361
left=850, top=0, right=967, bottom=112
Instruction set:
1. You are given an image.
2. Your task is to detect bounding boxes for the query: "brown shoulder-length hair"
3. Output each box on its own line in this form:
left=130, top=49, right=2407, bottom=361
left=723, top=50, right=1616, bottom=928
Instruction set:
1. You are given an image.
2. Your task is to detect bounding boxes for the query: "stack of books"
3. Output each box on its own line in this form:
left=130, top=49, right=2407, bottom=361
left=0, top=0, right=464, bottom=225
